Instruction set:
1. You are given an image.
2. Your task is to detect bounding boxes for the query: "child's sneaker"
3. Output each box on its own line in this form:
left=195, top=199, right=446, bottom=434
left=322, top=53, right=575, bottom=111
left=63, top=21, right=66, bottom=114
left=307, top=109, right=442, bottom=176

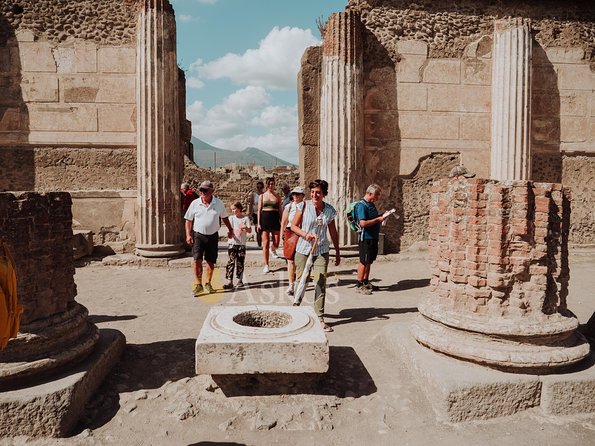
left=356, top=285, right=372, bottom=295
left=271, top=248, right=279, bottom=259
left=192, top=283, right=203, bottom=297
left=222, top=281, right=234, bottom=290
left=204, top=282, right=215, bottom=293
left=286, top=283, right=294, bottom=296
left=236, top=281, right=244, bottom=288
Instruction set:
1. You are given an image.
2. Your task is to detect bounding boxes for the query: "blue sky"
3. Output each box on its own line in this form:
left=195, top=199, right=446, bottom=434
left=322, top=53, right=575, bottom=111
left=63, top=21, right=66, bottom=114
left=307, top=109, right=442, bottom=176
left=170, top=0, right=346, bottom=163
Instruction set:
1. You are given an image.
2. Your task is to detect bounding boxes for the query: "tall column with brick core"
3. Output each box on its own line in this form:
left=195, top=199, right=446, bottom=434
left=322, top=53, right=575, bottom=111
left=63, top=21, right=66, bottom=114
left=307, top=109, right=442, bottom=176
left=411, top=179, right=589, bottom=372
left=490, top=18, right=532, bottom=181
left=319, top=11, right=364, bottom=246
left=135, top=0, right=184, bottom=257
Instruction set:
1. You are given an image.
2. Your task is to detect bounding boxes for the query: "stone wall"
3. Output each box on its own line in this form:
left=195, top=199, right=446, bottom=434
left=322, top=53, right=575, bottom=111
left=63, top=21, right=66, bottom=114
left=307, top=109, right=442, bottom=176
left=0, top=192, right=76, bottom=325
left=302, top=1, right=595, bottom=250
left=298, top=46, right=322, bottom=188
left=184, top=157, right=300, bottom=214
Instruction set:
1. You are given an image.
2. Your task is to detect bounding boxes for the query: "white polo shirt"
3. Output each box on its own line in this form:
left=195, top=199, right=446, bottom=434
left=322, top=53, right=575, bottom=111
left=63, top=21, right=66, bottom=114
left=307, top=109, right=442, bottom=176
left=184, top=196, right=228, bottom=236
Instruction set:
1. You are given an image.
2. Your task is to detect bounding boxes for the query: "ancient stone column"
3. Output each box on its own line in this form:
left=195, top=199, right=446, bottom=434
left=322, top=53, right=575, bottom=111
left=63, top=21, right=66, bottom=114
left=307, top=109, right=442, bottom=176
left=135, top=0, right=184, bottom=257
left=319, top=11, right=364, bottom=246
left=490, top=18, right=532, bottom=181
left=412, top=179, right=589, bottom=372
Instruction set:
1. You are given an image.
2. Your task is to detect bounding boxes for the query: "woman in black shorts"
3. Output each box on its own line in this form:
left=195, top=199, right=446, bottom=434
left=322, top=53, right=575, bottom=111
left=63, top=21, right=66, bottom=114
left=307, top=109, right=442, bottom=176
left=257, top=177, right=282, bottom=273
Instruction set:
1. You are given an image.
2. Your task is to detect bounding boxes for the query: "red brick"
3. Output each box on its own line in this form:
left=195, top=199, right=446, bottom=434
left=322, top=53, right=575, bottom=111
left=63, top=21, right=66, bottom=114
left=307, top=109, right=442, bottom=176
left=467, top=276, right=487, bottom=287
left=529, top=265, right=548, bottom=275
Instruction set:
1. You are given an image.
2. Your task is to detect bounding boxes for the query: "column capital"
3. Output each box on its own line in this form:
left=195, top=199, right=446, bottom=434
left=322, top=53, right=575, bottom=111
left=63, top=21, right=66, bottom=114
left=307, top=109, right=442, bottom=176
left=494, top=17, right=531, bottom=32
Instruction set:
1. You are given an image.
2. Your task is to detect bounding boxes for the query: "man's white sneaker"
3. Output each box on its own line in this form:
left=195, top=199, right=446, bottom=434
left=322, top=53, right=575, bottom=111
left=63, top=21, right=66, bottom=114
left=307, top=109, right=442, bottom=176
left=263, top=265, right=270, bottom=273
left=286, top=283, right=294, bottom=296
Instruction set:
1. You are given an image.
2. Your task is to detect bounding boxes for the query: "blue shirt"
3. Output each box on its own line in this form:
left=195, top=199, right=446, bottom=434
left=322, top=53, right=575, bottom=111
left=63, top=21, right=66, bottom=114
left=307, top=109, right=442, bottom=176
left=354, top=199, right=380, bottom=240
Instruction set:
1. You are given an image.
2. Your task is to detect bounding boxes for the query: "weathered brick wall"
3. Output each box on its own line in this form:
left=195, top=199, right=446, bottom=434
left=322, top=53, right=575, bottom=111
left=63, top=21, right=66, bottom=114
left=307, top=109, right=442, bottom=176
left=0, top=192, right=76, bottom=325
left=428, top=179, right=569, bottom=317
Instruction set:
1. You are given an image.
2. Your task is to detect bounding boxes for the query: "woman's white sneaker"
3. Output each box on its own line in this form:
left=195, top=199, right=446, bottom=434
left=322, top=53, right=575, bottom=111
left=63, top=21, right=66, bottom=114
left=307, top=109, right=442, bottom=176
left=263, top=265, right=270, bottom=273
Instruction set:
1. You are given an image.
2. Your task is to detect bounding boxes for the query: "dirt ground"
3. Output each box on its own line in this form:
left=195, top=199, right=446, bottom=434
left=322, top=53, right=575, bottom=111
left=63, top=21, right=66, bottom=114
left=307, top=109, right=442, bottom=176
left=4, top=249, right=595, bottom=446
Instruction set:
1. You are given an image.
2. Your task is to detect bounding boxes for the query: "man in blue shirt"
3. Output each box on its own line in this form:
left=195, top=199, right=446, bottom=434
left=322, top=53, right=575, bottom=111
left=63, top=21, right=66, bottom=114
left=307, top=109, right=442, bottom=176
left=354, top=184, right=387, bottom=295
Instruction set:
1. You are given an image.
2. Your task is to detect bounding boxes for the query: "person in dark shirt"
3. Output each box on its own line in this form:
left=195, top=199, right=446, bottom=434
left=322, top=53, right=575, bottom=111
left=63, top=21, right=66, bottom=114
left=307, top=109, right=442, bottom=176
left=180, top=182, right=198, bottom=212
left=354, top=184, right=387, bottom=295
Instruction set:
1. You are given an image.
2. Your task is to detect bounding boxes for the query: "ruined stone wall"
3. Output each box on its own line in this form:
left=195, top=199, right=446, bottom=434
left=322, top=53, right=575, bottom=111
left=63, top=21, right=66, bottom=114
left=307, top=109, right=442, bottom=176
left=298, top=46, right=322, bottom=188
left=0, top=0, right=138, bottom=193
left=184, top=158, right=300, bottom=214
left=0, top=192, right=76, bottom=325
left=322, top=0, right=595, bottom=247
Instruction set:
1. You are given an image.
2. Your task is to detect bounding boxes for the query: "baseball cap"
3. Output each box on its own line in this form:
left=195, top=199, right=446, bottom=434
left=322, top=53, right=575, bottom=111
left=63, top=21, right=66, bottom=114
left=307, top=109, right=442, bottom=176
left=199, top=180, right=214, bottom=191
left=290, top=186, right=305, bottom=195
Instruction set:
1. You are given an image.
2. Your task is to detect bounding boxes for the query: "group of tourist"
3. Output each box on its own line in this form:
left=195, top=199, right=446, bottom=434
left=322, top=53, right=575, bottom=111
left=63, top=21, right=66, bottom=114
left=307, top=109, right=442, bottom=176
left=182, top=178, right=390, bottom=333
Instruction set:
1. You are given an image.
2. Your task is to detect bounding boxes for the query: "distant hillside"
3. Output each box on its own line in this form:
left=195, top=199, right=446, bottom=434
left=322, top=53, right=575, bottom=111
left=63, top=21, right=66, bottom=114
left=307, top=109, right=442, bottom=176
left=191, top=137, right=295, bottom=169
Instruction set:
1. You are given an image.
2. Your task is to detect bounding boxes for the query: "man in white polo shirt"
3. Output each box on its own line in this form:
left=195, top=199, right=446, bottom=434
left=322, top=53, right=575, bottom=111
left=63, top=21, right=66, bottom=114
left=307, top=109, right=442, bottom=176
left=184, top=180, right=233, bottom=296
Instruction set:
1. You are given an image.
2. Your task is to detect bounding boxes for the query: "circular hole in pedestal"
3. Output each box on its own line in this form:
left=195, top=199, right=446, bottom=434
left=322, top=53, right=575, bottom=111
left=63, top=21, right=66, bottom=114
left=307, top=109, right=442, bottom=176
left=233, top=310, right=291, bottom=328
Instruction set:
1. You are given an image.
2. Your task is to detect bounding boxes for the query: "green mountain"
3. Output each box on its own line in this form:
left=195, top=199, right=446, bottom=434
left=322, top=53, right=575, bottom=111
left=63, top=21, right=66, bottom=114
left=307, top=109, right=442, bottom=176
left=191, top=137, right=295, bottom=169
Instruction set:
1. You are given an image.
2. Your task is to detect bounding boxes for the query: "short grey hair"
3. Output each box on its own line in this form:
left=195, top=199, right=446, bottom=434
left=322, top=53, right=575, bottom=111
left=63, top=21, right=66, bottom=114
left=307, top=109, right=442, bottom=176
left=180, top=182, right=189, bottom=191
left=366, top=184, right=381, bottom=195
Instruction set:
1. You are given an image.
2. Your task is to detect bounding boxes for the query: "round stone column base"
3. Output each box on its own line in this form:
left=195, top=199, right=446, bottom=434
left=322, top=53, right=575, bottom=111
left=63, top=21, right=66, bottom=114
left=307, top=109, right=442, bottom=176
left=135, top=243, right=184, bottom=258
left=0, top=303, right=100, bottom=388
left=411, top=314, right=590, bottom=373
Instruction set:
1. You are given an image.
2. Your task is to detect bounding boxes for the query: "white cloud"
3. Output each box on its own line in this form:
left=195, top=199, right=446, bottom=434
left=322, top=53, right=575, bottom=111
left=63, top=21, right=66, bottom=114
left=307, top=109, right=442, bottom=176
left=194, top=26, right=319, bottom=90
left=186, top=76, right=205, bottom=89
left=189, top=87, right=299, bottom=163
left=178, top=14, right=196, bottom=23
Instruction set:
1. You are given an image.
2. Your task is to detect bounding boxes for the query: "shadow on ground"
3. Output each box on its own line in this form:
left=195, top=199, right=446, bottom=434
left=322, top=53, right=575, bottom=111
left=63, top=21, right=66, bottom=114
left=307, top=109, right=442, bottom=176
left=213, top=346, right=376, bottom=398
left=325, top=307, right=418, bottom=328
left=88, top=314, right=138, bottom=324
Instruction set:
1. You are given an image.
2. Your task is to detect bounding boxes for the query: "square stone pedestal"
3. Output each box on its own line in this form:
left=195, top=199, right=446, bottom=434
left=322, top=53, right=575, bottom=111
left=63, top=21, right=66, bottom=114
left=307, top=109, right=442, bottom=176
left=195, top=305, right=328, bottom=374
left=380, top=323, right=595, bottom=422
left=0, top=329, right=125, bottom=437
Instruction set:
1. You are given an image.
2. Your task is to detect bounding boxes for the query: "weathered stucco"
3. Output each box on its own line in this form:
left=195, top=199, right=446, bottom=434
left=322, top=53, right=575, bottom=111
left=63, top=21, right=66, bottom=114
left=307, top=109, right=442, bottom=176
left=301, top=1, right=595, bottom=250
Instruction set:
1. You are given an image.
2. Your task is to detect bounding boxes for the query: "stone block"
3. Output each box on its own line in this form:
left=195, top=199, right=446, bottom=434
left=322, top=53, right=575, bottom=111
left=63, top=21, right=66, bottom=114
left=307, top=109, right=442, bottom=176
left=462, top=59, right=491, bottom=85
left=19, top=42, right=57, bottom=72
left=397, top=84, right=427, bottom=111
left=28, top=104, right=98, bottom=132
left=195, top=306, right=329, bottom=374
left=558, top=65, right=593, bottom=91
left=461, top=114, right=490, bottom=141
left=545, top=47, right=585, bottom=64
left=532, top=67, right=558, bottom=92
left=399, top=112, right=459, bottom=140
left=97, top=47, right=136, bottom=74
left=428, top=85, right=490, bottom=113
left=380, top=323, right=541, bottom=422
left=532, top=117, right=559, bottom=144
left=0, top=107, right=25, bottom=131
left=74, top=42, right=97, bottom=73
left=20, top=74, right=59, bottom=102
left=365, top=111, right=400, bottom=140
left=99, top=104, right=136, bottom=132
left=540, top=355, right=595, bottom=415
left=61, top=75, right=135, bottom=104
left=422, top=59, right=461, bottom=84
left=0, top=329, right=125, bottom=438
left=560, top=117, right=588, bottom=143
left=365, top=86, right=399, bottom=111
left=15, top=29, right=35, bottom=42
left=397, top=55, right=426, bottom=83
left=560, top=91, right=588, bottom=117
left=52, top=47, right=76, bottom=73
left=396, top=40, right=428, bottom=56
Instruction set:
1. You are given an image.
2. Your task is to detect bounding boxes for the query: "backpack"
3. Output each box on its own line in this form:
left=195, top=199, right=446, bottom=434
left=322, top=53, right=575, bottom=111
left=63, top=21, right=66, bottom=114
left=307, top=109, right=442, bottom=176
left=346, top=199, right=366, bottom=233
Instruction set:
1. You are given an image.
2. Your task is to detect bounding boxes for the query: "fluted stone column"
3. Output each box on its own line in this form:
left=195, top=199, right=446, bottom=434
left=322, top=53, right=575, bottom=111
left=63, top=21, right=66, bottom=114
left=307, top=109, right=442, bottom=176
left=490, top=18, right=532, bottom=181
left=319, top=11, right=364, bottom=246
left=135, top=0, right=184, bottom=257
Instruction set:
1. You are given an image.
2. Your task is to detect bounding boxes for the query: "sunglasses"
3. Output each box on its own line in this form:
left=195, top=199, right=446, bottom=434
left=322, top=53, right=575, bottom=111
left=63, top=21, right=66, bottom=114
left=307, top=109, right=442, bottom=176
left=199, top=188, right=212, bottom=193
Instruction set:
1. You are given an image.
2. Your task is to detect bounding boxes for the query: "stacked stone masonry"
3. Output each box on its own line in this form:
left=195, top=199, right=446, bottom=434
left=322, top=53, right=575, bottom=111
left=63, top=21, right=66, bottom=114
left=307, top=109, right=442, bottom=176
left=411, top=178, right=589, bottom=371
left=302, top=1, right=595, bottom=250
left=0, top=192, right=99, bottom=386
